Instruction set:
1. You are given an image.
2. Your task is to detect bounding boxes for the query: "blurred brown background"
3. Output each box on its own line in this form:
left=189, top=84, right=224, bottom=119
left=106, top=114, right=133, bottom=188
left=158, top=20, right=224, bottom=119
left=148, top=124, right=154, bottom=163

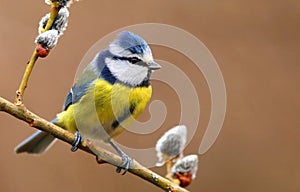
left=1, top=0, right=300, bottom=191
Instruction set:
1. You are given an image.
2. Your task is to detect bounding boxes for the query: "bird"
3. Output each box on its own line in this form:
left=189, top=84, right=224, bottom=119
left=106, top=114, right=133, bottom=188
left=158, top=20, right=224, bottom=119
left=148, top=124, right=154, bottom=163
left=15, top=31, right=161, bottom=174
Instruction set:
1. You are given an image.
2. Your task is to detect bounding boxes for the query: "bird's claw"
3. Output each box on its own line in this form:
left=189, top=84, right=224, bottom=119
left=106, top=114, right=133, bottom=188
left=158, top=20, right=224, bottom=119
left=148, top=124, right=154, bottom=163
left=71, top=131, right=82, bottom=152
left=109, top=140, right=132, bottom=175
left=116, top=154, right=132, bottom=175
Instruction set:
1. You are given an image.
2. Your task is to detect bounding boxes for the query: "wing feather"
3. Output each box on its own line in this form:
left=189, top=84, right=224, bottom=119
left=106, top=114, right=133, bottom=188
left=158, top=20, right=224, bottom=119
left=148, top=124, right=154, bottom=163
left=62, top=51, right=106, bottom=110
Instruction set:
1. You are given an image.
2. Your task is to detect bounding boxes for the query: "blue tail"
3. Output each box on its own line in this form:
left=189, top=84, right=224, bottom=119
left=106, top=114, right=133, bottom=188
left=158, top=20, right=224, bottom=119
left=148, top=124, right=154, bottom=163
left=15, top=119, right=58, bottom=154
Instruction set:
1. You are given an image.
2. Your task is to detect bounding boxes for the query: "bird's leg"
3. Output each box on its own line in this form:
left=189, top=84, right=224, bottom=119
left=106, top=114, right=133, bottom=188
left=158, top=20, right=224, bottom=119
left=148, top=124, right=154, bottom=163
left=109, top=140, right=132, bottom=175
left=71, top=131, right=82, bottom=152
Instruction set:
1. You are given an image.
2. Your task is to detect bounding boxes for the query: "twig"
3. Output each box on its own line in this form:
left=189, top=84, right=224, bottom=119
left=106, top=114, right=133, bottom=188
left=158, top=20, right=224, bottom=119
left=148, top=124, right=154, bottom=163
left=14, top=3, right=61, bottom=105
left=42, top=2, right=61, bottom=32
left=14, top=52, right=38, bottom=106
left=0, top=97, right=189, bottom=192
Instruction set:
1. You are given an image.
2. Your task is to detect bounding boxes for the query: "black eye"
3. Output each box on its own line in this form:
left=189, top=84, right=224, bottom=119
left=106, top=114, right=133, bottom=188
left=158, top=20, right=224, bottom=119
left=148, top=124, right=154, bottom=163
left=128, top=57, right=141, bottom=64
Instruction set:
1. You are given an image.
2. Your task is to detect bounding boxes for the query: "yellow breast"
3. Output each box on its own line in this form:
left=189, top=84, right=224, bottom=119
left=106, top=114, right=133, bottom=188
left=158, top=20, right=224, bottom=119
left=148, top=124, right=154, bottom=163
left=56, top=79, right=152, bottom=141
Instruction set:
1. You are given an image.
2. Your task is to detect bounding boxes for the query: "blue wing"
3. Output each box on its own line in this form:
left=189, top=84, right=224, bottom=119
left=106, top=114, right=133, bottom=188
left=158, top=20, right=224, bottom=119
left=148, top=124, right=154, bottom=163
left=62, top=51, right=108, bottom=111
left=62, top=81, right=93, bottom=110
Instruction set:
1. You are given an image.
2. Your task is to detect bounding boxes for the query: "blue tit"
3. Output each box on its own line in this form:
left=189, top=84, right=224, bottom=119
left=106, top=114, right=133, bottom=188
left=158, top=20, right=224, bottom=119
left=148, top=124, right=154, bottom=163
left=15, top=31, right=161, bottom=173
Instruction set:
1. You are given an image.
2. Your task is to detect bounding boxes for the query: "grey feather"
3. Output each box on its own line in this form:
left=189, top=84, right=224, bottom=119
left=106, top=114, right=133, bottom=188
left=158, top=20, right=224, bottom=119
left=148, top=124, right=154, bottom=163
left=15, top=130, right=56, bottom=154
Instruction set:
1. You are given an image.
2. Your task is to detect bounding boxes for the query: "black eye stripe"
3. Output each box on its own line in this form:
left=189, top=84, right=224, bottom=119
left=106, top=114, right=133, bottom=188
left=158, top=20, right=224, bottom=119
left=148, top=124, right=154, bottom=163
left=127, top=57, right=140, bottom=64
left=112, top=56, right=141, bottom=64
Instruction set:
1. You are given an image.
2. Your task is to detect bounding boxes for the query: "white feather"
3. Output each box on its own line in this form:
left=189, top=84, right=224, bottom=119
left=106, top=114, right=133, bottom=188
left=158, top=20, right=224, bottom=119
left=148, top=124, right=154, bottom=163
left=105, top=58, right=149, bottom=86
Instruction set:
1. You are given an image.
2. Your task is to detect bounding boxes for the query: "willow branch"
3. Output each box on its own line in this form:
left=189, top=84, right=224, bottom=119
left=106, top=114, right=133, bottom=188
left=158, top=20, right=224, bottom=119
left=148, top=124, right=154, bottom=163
left=15, top=52, right=39, bottom=105
left=0, top=97, right=189, bottom=192
left=14, top=3, right=61, bottom=106
left=42, top=2, right=61, bottom=32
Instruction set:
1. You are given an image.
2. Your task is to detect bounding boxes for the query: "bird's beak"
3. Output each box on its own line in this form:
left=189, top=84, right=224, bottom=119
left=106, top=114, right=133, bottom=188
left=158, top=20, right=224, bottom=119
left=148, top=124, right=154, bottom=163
left=148, top=61, right=161, bottom=70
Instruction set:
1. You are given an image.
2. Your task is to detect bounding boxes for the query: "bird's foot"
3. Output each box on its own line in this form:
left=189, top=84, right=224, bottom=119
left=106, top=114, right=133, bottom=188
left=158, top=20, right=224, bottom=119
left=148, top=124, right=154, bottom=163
left=71, top=131, right=82, bottom=152
left=116, top=153, right=132, bottom=175
left=109, top=140, right=132, bottom=175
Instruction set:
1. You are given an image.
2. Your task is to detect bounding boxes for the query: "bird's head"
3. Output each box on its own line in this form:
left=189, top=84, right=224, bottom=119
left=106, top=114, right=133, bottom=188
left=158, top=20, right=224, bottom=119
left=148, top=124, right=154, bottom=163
left=105, top=31, right=161, bottom=87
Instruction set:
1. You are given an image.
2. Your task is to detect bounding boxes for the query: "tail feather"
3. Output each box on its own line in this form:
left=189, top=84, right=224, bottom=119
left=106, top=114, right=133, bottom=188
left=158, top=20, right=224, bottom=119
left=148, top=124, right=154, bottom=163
left=15, top=118, right=59, bottom=154
left=15, top=130, right=56, bottom=154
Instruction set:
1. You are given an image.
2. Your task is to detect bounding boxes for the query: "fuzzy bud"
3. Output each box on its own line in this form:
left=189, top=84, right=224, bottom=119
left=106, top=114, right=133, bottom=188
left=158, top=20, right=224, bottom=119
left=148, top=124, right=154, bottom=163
left=39, top=7, right=69, bottom=35
left=171, top=154, right=198, bottom=181
left=35, top=29, right=59, bottom=50
left=45, top=0, right=77, bottom=7
left=155, top=125, right=187, bottom=166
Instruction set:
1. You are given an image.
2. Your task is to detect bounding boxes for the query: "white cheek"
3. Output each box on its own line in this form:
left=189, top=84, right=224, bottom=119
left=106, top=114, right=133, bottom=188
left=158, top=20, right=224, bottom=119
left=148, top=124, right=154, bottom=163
left=105, top=58, right=149, bottom=86
left=106, top=58, right=130, bottom=76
